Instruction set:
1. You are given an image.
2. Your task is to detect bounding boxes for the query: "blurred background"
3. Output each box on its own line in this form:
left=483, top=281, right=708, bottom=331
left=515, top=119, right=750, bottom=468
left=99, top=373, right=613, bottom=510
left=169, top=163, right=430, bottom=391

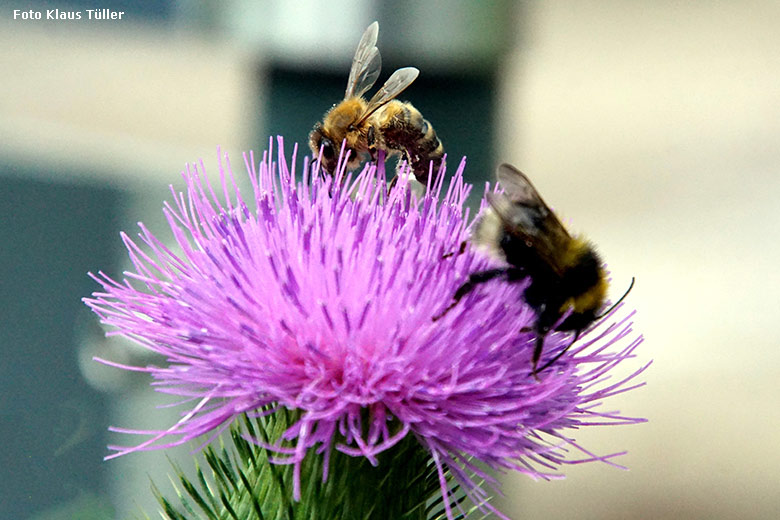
left=1, top=1, right=778, bottom=518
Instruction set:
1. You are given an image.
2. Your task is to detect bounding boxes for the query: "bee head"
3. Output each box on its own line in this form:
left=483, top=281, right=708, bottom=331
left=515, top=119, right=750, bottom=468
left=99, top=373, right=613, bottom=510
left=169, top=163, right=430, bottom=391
left=309, top=123, right=362, bottom=177
left=309, top=123, right=338, bottom=175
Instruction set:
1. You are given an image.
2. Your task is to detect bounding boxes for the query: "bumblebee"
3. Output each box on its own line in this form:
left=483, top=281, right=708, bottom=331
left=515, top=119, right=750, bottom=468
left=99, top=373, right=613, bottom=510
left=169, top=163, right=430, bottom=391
left=433, top=164, right=633, bottom=377
left=309, top=22, right=444, bottom=187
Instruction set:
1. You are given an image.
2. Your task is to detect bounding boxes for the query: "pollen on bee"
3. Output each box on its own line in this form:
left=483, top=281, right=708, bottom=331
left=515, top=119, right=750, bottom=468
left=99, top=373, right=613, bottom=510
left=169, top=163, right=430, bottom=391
left=324, top=99, right=368, bottom=129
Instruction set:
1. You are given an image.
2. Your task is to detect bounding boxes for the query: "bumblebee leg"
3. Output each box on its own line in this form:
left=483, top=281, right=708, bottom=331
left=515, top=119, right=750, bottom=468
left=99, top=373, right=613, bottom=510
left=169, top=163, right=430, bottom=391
left=441, top=241, right=467, bottom=259
left=530, top=331, right=548, bottom=381
left=431, top=267, right=509, bottom=321
left=533, top=329, right=581, bottom=378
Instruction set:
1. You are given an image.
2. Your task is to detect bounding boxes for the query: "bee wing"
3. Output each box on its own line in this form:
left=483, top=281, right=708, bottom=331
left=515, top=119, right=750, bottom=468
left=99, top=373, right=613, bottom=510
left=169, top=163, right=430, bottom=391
left=345, top=22, right=382, bottom=99
left=490, top=164, right=572, bottom=274
left=359, top=67, right=419, bottom=122
left=496, top=164, right=548, bottom=208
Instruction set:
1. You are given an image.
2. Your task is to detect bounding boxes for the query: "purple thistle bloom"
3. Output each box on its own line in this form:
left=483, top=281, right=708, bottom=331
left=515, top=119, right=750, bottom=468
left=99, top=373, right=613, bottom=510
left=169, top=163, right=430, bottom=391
left=85, top=138, right=648, bottom=518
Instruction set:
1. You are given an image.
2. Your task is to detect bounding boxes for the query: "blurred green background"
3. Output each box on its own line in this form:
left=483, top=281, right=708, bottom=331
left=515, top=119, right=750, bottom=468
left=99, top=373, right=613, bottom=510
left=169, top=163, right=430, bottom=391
left=2, top=1, right=779, bottom=519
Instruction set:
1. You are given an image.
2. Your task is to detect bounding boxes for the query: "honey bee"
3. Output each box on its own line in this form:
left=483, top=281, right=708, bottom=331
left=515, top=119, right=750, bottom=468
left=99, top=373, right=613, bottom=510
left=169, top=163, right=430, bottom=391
left=433, top=164, right=633, bottom=378
left=309, top=21, right=444, bottom=187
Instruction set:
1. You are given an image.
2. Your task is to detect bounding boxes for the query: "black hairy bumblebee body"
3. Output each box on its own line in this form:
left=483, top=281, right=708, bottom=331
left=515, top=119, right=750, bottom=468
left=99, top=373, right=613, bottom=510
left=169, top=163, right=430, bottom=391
left=435, top=164, right=631, bottom=378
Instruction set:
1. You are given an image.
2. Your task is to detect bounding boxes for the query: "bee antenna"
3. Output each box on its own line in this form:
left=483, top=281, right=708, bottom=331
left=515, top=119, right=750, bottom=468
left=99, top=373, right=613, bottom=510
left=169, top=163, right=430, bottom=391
left=595, top=276, right=635, bottom=320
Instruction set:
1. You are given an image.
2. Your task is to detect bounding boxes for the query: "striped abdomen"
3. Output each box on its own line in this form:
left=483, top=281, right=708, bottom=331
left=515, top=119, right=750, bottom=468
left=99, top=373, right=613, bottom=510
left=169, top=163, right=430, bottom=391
left=376, top=100, right=444, bottom=187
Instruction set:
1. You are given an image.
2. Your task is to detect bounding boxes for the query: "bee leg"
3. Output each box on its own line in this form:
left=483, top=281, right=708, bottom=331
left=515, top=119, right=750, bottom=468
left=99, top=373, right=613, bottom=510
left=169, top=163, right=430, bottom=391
left=387, top=154, right=420, bottom=193
left=389, top=151, right=414, bottom=191
left=367, top=126, right=378, bottom=159
left=441, top=241, right=467, bottom=259
left=432, top=267, right=509, bottom=321
left=387, top=174, right=399, bottom=191
left=532, top=329, right=582, bottom=379
left=530, top=331, right=548, bottom=381
left=387, top=155, right=407, bottom=192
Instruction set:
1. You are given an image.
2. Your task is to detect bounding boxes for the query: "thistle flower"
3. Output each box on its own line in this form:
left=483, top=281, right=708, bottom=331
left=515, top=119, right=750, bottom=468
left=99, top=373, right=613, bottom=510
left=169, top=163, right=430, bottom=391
left=85, top=138, right=648, bottom=518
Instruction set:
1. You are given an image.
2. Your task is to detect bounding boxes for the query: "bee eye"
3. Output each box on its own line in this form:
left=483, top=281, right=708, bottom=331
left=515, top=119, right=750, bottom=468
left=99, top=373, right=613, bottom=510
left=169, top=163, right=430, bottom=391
left=321, top=138, right=335, bottom=159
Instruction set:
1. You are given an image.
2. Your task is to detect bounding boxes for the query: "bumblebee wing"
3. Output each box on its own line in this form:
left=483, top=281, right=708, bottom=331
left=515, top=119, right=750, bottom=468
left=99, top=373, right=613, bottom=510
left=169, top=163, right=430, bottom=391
left=496, top=164, right=547, bottom=207
left=345, top=22, right=382, bottom=99
left=495, top=164, right=567, bottom=230
left=358, top=67, right=419, bottom=122
left=490, top=164, right=572, bottom=273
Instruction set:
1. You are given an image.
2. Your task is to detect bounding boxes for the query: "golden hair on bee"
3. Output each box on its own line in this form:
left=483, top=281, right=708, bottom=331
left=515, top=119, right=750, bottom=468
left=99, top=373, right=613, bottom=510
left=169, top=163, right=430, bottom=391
left=309, top=21, right=444, bottom=187
left=433, top=164, right=633, bottom=379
